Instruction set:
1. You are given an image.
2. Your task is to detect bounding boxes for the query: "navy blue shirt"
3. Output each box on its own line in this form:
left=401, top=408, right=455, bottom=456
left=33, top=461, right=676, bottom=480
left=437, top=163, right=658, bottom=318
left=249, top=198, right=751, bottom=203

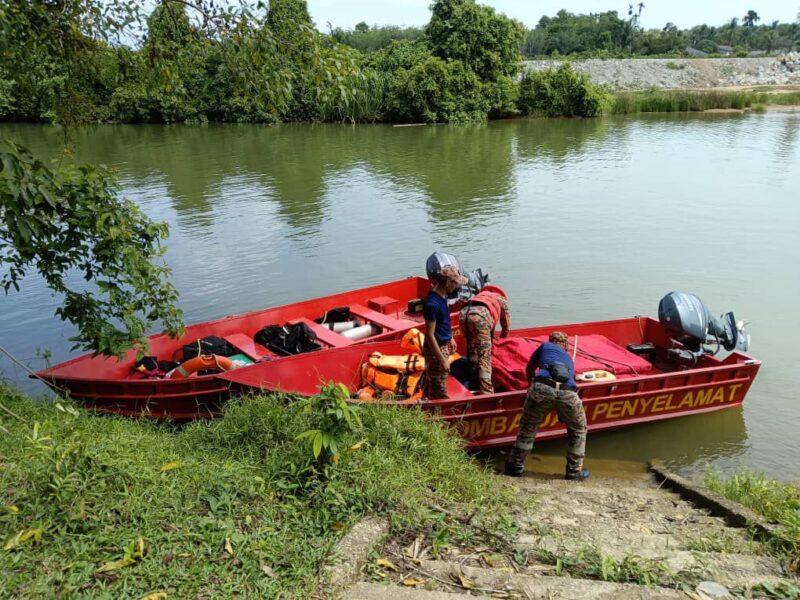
left=527, top=342, right=577, bottom=389
left=423, top=291, right=452, bottom=344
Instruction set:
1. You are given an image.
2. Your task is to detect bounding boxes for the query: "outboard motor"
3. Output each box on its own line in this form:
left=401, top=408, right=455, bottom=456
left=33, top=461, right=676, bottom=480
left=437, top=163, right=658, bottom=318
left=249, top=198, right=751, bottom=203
left=658, top=292, right=750, bottom=362
left=425, top=251, right=488, bottom=302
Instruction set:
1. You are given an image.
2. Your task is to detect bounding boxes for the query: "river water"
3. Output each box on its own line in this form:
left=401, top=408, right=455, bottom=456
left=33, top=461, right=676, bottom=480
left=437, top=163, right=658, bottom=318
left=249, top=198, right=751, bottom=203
left=1, top=113, right=798, bottom=480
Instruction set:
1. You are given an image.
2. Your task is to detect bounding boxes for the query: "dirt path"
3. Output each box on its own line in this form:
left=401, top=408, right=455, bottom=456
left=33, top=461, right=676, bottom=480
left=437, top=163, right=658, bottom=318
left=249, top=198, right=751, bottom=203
left=346, top=470, right=797, bottom=599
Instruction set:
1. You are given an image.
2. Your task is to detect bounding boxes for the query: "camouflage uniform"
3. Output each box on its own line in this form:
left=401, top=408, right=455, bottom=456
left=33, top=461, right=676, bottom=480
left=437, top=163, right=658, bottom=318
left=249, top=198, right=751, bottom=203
left=459, top=296, right=510, bottom=395
left=423, top=338, right=456, bottom=399
left=507, top=381, right=587, bottom=473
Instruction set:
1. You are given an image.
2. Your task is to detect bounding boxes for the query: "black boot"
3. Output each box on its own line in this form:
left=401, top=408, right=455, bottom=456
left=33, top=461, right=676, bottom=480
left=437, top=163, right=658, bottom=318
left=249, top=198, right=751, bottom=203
left=565, top=469, right=590, bottom=481
left=504, top=460, right=525, bottom=477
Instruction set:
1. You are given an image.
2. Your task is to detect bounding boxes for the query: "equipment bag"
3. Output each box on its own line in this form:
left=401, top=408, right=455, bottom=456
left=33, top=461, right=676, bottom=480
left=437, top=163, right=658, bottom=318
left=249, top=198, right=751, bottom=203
left=254, top=323, right=322, bottom=356
left=316, top=307, right=351, bottom=325
left=547, top=362, right=571, bottom=384
left=182, top=336, right=237, bottom=362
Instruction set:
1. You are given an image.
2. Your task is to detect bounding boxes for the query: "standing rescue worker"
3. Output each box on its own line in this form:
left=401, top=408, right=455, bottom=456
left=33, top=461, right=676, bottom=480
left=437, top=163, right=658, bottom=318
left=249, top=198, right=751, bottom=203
left=459, top=285, right=511, bottom=394
left=423, top=265, right=467, bottom=399
left=504, top=331, right=590, bottom=481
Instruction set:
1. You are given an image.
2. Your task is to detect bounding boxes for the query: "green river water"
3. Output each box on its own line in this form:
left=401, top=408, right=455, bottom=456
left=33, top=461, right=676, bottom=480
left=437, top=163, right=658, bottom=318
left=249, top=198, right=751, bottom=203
left=1, top=113, right=798, bottom=479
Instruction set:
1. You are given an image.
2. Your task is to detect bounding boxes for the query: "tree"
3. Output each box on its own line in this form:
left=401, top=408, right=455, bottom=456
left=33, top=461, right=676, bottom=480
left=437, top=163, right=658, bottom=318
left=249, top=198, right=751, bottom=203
left=426, top=0, right=525, bottom=81
left=743, top=10, right=760, bottom=27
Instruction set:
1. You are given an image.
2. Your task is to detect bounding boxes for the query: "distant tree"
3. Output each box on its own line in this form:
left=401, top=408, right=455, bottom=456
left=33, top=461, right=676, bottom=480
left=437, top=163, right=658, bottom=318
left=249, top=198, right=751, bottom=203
left=355, top=21, right=369, bottom=33
left=426, top=0, right=525, bottom=81
left=726, top=17, right=740, bottom=45
left=743, top=10, right=760, bottom=27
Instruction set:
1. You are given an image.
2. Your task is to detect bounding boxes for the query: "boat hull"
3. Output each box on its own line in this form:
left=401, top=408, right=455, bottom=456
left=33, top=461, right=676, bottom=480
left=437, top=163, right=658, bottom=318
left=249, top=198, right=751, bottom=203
left=220, top=317, right=761, bottom=449
left=36, top=276, right=435, bottom=419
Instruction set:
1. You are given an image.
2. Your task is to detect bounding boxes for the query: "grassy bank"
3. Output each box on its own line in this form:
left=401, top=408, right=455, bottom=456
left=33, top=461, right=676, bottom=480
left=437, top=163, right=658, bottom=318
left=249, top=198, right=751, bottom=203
left=706, top=470, right=800, bottom=566
left=610, top=89, right=800, bottom=114
left=0, top=385, right=513, bottom=598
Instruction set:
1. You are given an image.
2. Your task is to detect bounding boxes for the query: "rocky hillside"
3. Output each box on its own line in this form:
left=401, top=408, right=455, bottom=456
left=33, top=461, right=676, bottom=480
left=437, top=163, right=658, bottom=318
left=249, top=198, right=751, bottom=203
left=522, top=55, right=800, bottom=90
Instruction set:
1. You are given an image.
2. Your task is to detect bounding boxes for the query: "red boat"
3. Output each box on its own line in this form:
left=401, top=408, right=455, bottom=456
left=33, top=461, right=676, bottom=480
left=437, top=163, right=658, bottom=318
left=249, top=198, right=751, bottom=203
left=36, top=277, right=442, bottom=420
left=220, top=316, right=761, bottom=449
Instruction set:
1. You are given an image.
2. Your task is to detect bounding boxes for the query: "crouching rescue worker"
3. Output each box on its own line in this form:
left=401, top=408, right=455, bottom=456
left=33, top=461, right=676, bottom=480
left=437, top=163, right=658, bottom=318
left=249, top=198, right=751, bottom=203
left=423, top=265, right=467, bottom=399
left=459, top=285, right=510, bottom=394
left=504, top=331, right=590, bottom=481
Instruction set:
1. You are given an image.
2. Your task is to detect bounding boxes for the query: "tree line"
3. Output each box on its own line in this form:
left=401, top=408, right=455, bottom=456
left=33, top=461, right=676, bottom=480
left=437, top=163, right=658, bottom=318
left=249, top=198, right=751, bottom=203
left=335, top=9, right=800, bottom=58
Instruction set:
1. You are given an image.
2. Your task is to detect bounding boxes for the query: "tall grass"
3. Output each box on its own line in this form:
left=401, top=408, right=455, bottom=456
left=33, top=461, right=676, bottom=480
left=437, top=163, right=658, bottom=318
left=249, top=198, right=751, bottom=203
left=0, top=385, right=512, bottom=598
left=706, top=470, right=800, bottom=563
left=610, top=90, right=800, bottom=114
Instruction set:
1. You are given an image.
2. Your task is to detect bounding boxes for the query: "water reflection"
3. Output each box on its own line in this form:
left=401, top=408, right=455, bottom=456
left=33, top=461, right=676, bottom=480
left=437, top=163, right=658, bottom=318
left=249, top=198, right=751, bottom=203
left=1, top=113, right=798, bottom=479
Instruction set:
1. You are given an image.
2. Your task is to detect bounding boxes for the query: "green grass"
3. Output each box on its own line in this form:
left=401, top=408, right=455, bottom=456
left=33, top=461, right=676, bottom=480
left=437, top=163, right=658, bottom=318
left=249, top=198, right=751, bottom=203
left=706, top=471, right=800, bottom=561
left=0, top=384, right=512, bottom=598
left=609, top=89, right=800, bottom=114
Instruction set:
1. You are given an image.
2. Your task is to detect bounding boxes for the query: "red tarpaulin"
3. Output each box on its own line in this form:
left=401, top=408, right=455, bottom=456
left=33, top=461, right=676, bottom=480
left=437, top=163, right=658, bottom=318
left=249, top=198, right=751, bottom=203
left=491, top=335, right=655, bottom=392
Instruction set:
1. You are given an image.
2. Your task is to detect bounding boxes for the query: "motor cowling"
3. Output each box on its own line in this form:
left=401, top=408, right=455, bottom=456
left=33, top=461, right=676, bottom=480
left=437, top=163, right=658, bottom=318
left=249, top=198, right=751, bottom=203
left=425, top=251, right=488, bottom=301
left=658, top=291, right=750, bottom=356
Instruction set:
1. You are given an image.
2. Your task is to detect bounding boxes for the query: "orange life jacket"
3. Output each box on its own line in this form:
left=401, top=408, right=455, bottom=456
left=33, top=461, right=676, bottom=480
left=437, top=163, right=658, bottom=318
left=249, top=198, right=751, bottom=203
left=368, top=352, right=425, bottom=373
left=360, top=363, right=423, bottom=399
left=401, top=328, right=425, bottom=354
left=469, top=289, right=505, bottom=326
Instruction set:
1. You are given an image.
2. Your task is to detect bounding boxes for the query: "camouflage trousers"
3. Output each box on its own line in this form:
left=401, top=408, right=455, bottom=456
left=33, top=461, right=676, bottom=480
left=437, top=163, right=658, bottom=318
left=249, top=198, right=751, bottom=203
left=459, top=305, right=494, bottom=394
left=507, top=382, right=587, bottom=474
left=423, top=338, right=456, bottom=400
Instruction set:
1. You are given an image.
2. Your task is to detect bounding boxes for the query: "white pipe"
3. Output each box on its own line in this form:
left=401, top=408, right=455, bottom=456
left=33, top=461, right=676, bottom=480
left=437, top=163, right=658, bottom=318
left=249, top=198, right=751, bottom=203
left=328, top=320, right=359, bottom=333
left=340, top=324, right=380, bottom=341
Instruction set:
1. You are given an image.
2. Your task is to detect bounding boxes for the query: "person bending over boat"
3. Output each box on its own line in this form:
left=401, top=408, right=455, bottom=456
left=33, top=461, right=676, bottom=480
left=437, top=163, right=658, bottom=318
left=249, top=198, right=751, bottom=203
left=459, top=285, right=511, bottom=394
left=504, top=331, right=590, bottom=481
left=423, top=265, right=467, bottom=399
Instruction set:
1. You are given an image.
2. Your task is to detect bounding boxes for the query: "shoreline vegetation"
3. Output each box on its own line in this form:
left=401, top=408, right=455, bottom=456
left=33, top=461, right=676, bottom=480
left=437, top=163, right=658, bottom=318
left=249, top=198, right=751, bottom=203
left=2, top=383, right=798, bottom=596
left=1, top=1, right=799, bottom=127
left=0, top=383, right=514, bottom=597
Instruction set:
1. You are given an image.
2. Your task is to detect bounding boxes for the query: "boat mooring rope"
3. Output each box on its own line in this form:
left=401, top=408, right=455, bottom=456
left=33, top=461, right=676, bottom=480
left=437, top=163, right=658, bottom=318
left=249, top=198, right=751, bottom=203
left=0, top=343, right=65, bottom=394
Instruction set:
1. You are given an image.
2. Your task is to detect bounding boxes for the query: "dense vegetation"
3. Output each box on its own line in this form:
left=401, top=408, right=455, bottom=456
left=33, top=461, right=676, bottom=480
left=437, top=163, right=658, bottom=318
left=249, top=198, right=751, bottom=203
left=522, top=9, right=800, bottom=58
left=0, top=384, right=513, bottom=597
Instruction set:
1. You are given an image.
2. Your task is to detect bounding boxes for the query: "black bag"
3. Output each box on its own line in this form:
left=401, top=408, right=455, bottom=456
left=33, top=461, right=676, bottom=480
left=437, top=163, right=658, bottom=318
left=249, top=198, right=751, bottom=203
left=254, top=323, right=322, bottom=356
left=547, top=362, right=571, bottom=384
left=182, top=336, right=237, bottom=361
left=450, top=357, right=477, bottom=391
left=315, top=306, right=350, bottom=325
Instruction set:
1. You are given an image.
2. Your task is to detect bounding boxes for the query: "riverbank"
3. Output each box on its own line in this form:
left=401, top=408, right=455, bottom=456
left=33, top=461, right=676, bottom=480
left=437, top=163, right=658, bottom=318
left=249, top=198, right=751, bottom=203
left=0, top=386, right=511, bottom=597
left=522, top=56, right=800, bottom=90
left=2, top=387, right=798, bottom=597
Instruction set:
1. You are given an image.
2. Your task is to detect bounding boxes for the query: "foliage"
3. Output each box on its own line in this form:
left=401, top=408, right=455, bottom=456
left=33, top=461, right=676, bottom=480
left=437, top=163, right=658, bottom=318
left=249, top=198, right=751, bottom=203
left=331, top=23, right=424, bottom=52
left=387, top=54, right=490, bottom=124
left=706, top=470, right=800, bottom=561
left=0, top=385, right=513, bottom=597
left=539, top=545, right=679, bottom=587
left=0, top=142, right=183, bottom=356
left=609, top=89, right=800, bottom=114
left=426, top=0, right=525, bottom=81
left=296, top=382, right=362, bottom=461
left=523, top=10, right=635, bottom=57
left=518, top=63, right=610, bottom=117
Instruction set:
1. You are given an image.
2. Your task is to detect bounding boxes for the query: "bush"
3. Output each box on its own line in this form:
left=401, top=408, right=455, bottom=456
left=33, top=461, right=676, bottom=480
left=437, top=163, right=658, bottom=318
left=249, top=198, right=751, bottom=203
left=387, top=55, right=490, bottom=123
left=0, top=385, right=512, bottom=597
left=518, top=63, right=609, bottom=117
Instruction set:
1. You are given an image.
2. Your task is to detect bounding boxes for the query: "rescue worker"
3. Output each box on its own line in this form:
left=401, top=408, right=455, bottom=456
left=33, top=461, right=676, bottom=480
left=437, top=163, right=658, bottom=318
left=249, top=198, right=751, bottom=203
left=504, top=331, right=590, bottom=481
left=459, top=285, right=510, bottom=394
left=423, top=265, right=467, bottom=399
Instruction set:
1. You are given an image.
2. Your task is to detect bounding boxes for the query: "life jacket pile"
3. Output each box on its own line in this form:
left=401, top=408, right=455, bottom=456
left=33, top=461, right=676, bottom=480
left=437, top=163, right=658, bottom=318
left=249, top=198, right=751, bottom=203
left=357, top=329, right=427, bottom=402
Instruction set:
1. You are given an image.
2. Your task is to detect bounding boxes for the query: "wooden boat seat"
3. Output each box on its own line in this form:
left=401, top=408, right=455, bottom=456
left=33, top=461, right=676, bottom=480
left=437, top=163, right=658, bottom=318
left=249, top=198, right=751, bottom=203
left=348, top=304, right=412, bottom=331
left=289, top=318, right=353, bottom=348
left=224, top=333, right=272, bottom=361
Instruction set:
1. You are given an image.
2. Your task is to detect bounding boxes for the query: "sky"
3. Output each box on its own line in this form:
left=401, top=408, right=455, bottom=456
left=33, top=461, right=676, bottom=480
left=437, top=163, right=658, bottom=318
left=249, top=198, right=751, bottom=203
left=308, top=1, right=799, bottom=31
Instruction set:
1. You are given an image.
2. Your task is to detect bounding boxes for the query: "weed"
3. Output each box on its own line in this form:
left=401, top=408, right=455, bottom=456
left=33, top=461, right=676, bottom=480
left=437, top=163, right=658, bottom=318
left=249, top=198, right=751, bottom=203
left=665, top=62, right=685, bottom=70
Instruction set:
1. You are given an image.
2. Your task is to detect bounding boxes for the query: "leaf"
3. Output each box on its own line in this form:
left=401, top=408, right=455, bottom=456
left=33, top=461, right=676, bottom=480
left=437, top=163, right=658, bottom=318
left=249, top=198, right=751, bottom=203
left=376, top=558, right=397, bottom=571
left=348, top=439, right=367, bottom=452
left=458, top=572, right=475, bottom=589
left=96, top=557, right=136, bottom=573
left=402, top=578, right=426, bottom=586
left=159, top=461, right=184, bottom=472
left=224, top=538, right=234, bottom=557
left=260, top=563, right=276, bottom=577
left=1, top=505, right=19, bottom=514
left=312, top=432, right=323, bottom=458
left=139, top=594, right=167, bottom=600
left=639, top=525, right=652, bottom=534
left=3, top=528, right=42, bottom=551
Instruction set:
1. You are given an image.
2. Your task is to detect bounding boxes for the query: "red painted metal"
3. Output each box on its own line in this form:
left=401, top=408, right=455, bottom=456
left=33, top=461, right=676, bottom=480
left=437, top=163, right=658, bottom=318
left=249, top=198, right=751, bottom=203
left=220, top=316, right=761, bottom=449
left=35, top=277, right=435, bottom=419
